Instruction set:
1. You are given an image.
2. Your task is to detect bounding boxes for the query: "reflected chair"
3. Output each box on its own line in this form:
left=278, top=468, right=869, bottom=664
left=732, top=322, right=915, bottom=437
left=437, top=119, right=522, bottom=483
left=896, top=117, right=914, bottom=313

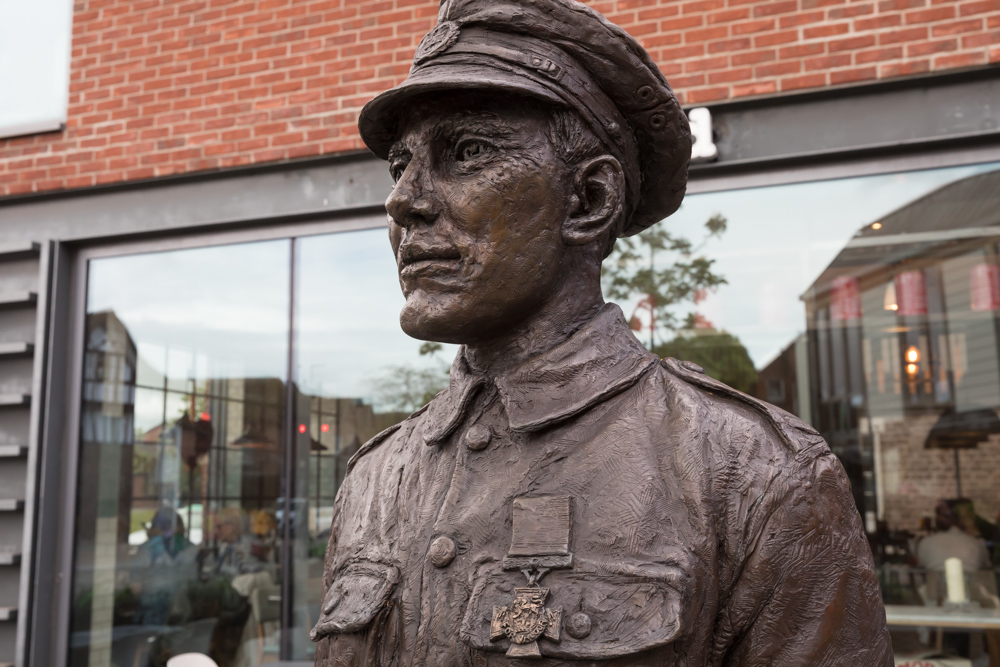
left=249, top=583, right=282, bottom=662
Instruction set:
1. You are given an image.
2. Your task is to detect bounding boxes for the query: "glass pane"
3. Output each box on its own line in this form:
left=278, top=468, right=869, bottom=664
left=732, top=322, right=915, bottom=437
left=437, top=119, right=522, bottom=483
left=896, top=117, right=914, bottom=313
left=289, top=229, right=456, bottom=660
left=621, top=161, right=1000, bottom=662
left=71, top=240, right=291, bottom=667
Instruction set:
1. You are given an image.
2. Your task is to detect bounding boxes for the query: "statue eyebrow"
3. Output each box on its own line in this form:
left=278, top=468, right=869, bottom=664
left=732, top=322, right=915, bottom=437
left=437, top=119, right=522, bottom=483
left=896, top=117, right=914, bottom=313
left=387, top=141, right=410, bottom=162
left=434, top=113, right=516, bottom=140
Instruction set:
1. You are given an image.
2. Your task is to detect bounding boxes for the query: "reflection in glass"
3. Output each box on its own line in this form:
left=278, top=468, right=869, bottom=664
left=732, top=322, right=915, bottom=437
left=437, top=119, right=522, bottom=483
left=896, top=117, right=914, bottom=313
left=660, top=163, right=1000, bottom=663
left=289, top=230, right=452, bottom=660
left=71, top=241, right=290, bottom=667
left=66, top=160, right=1000, bottom=665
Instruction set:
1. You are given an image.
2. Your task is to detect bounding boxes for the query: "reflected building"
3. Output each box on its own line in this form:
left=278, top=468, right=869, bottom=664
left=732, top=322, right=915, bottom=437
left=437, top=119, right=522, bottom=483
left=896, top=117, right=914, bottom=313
left=801, top=169, right=1000, bottom=550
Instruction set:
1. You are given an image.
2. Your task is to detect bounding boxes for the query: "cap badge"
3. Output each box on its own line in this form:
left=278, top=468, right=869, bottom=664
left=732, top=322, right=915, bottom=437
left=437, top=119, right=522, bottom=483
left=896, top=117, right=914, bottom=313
left=413, top=21, right=460, bottom=65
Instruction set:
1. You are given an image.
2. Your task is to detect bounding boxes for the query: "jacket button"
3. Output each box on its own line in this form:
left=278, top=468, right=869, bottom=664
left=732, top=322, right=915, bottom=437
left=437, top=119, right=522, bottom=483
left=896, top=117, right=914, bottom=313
left=464, top=424, right=492, bottom=451
left=566, top=612, right=592, bottom=639
left=428, top=536, right=457, bottom=568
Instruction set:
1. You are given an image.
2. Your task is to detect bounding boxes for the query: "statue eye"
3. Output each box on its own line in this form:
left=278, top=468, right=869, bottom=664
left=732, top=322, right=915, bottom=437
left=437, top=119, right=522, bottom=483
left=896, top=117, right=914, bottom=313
left=456, top=139, right=492, bottom=162
left=389, top=157, right=409, bottom=183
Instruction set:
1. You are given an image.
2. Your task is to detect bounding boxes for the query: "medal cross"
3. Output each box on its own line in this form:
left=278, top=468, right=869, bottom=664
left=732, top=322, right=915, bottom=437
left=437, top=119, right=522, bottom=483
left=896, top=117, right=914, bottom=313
left=491, top=587, right=562, bottom=658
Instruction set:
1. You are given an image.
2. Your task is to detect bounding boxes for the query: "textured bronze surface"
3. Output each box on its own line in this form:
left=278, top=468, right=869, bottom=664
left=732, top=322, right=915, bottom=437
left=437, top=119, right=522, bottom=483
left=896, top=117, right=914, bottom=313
left=313, top=0, right=893, bottom=663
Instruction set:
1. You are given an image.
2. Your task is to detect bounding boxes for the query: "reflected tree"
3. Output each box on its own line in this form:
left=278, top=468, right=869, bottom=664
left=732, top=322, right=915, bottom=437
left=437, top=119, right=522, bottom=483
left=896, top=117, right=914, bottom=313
left=603, top=212, right=728, bottom=347
left=370, top=342, right=450, bottom=412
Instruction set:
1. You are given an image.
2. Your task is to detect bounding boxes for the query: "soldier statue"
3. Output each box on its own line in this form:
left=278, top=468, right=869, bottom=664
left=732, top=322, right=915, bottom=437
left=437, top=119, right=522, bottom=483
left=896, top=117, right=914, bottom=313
left=312, top=0, right=893, bottom=664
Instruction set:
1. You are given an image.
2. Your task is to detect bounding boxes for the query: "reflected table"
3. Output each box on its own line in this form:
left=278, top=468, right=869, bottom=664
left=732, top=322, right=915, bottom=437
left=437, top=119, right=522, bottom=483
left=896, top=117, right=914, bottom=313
left=885, top=604, right=1000, bottom=630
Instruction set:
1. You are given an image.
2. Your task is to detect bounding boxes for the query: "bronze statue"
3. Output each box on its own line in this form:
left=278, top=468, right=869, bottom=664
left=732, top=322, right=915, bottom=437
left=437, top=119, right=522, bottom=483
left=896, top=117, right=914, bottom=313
left=312, top=0, right=893, bottom=664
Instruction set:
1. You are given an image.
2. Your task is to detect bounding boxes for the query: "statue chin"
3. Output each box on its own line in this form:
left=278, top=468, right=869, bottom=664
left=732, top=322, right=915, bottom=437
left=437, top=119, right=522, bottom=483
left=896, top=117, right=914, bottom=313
left=399, top=297, right=466, bottom=345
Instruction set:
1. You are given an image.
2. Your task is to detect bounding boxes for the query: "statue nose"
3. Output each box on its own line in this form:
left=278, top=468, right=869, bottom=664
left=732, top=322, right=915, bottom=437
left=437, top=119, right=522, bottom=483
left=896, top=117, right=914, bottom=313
left=386, top=171, right=439, bottom=228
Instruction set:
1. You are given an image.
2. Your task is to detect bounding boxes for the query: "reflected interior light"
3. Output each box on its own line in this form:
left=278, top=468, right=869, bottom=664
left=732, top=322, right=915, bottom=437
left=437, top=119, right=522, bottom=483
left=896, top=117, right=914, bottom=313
left=884, top=281, right=898, bottom=311
left=905, top=346, right=920, bottom=363
left=872, top=222, right=882, bottom=230
left=298, top=424, right=307, bottom=434
left=906, top=363, right=918, bottom=375
left=321, top=423, right=330, bottom=433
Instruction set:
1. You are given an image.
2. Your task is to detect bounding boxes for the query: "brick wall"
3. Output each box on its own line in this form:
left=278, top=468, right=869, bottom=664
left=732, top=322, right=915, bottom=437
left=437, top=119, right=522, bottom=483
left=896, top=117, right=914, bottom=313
left=880, top=413, right=1000, bottom=534
left=1, top=0, right=999, bottom=197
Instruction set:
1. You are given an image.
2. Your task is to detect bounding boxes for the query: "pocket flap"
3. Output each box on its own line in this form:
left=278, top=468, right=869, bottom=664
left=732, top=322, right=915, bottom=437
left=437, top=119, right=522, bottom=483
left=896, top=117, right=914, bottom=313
left=460, top=561, right=687, bottom=660
left=310, top=561, right=399, bottom=641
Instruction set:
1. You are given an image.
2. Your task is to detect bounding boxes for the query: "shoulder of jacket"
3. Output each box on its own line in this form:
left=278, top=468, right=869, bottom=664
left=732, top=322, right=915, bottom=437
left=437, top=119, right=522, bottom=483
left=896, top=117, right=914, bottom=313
left=659, top=357, right=826, bottom=458
left=344, top=401, right=432, bottom=475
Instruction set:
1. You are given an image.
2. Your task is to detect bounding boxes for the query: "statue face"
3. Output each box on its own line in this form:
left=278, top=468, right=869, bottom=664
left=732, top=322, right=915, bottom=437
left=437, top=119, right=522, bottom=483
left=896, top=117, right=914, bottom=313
left=385, top=96, right=573, bottom=344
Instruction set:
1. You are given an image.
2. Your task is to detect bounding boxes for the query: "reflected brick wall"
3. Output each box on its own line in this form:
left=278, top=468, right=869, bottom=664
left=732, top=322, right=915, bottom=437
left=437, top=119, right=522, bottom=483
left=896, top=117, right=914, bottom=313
left=881, top=412, right=1000, bottom=533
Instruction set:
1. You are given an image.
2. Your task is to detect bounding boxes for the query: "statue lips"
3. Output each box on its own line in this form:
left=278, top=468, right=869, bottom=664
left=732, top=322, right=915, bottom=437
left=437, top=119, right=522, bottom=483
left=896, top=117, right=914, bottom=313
left=397, top=243, right=465, bottom=289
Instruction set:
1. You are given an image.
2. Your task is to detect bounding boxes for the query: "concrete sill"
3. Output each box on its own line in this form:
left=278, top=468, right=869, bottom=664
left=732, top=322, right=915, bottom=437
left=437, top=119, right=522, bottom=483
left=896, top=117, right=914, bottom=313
left=0, top=607, right=16, bottom=622
left=0, top=553, right=20, bottom=566
left=0, top=342, right=33, bottom=358
left=0, top=292, right=37, bottom=310
left=0, top=242, right=39, bottom=263
left=0, top=446, right=27, bottom=458
left=0, top=500, right=25, bottom=512
left=0, top=395, right=30, bottom=408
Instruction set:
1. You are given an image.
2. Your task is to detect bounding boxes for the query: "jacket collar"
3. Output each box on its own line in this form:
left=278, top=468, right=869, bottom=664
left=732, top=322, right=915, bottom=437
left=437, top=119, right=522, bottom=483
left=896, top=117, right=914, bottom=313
left=422, top=303, right=659, bottom=445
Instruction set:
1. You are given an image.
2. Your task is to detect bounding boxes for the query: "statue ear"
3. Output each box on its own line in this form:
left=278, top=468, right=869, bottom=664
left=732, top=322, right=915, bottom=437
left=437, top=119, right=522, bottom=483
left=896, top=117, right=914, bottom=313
left=563, top=155, right=625, bottom=247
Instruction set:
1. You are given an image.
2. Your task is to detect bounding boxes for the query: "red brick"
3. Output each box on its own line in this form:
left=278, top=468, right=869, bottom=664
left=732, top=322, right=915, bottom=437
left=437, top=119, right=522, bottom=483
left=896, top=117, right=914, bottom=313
left=804, top=54, right=852, bottom=70
left=879, top=26, right=930, bottom=43
left=905, top=37, right=958, bottom=54
left=6, top=0, right=1000, bottom=197
left=855, top=45, right=905, bottom=62
left=779, top=43, right=826, bottom=58
left=828, top=3, right=876, bottom=19
left=932, top=18, right=985, bottom=35
left=829, top=34, right=878, bottom=51
left=905, top=6, right=957, bottom=22
left=732, top=48, right=776, bottom=64
left=803, top=22, right=850, bottom=39
left=830, top=66, right=879, bottom=83
left=933, top=50, right=988, bottom=66
left=686, top=86, right=730, bottom=103
left=732, top=19, right=776, bottom=35
left=958, top=0, right=1000, bottom=16
left=879, top=58, right=932, bottom=75
left=780, top=11, right=825, bottom=28
left=754, top=30, right=800, bottom=46
left=961, top=29, right=1000, bottom=46
left=754, top=1, right=798, bottom=17
left=732, top=80, right=777, bottom=96
left=780, top=72, right=827, bottom=90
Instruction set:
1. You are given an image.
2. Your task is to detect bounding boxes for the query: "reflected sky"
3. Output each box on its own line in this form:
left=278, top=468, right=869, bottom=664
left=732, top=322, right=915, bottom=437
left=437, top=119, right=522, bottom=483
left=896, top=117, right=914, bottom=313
left=87, top=239, right=291, bottom=383
left=663, top=162, right=1000, bottom=367
left=296, top=230, right=458, bottom=404
left=86, top=161, right=1000, bottom=412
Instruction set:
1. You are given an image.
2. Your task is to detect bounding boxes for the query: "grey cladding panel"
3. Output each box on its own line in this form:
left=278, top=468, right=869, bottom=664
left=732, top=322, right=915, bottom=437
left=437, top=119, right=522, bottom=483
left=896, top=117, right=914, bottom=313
left=706, top=75, right=1000, bottom=164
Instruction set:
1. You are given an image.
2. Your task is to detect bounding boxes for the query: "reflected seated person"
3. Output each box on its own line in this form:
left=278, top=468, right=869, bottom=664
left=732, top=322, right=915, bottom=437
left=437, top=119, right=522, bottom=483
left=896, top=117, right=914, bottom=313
left=919, top=500, right=992, bottom=582
left=130, top=507, right=199, bottom=626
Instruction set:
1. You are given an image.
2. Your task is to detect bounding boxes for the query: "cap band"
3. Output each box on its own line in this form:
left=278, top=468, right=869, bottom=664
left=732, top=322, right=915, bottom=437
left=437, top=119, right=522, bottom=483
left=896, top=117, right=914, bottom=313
left=414, top=26, right=641, bottom=213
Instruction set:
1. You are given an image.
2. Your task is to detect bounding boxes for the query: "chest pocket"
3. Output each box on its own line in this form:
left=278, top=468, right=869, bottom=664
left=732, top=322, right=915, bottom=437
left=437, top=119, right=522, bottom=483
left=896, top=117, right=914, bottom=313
left=310, top=561, right=399, bottom=641
left=458, top=557, right=691, bottom=661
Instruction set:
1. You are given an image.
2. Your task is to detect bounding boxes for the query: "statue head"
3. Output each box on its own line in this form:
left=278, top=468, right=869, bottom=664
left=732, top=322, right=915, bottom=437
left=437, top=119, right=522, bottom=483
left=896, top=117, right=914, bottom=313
left=358, top=0, right=691, bottom=345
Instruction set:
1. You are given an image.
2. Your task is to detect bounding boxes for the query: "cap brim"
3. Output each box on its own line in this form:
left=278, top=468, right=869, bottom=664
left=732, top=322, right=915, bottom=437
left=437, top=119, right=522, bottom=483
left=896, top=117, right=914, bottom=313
left=358, top=61, right=565, bottom=159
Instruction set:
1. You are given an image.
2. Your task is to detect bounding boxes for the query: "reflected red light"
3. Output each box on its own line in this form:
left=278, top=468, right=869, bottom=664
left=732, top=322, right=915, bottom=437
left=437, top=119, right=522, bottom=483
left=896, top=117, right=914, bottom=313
left=199, top=412, right=211, bottom=421
left=298, top=424, right=307, bottom=434
left=321, top=424, right=329, bottom=432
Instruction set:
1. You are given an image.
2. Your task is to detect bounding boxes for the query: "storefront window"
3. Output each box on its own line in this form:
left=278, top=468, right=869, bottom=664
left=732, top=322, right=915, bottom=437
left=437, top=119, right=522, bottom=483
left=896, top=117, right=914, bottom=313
left=68, top=159, right=1000, bottom=665
left=656, top=161, right=1000, bottom=663
left=71, top=240, right=292, bottom=666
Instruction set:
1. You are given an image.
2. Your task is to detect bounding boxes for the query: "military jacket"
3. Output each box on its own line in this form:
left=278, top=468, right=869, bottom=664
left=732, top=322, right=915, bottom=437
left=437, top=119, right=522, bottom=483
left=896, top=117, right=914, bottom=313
left=312, top=305, right=892, bottom=667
